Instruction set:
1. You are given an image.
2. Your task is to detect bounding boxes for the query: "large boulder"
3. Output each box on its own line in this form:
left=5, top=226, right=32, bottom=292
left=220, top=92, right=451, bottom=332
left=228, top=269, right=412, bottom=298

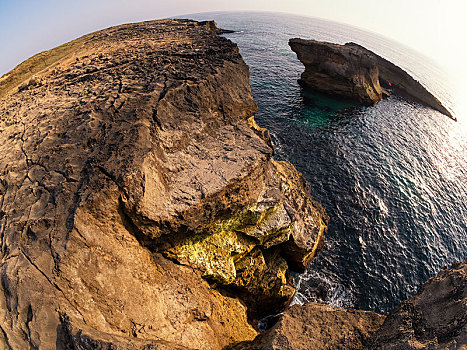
left=232, top=302, right=385, bottom=350
left=289, top=38, right=384, bottom=105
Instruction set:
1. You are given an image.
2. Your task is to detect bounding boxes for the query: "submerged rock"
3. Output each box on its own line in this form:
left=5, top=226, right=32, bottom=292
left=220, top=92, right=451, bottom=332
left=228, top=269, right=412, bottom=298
left=0, top=19, right=328, bottom=349
left=289, top=38, right=454, bottom=120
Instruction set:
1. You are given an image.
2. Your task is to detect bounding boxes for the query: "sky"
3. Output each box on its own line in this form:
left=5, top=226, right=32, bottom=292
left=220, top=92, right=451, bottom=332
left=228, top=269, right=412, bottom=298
left=0, top=0, right=466, bottom=79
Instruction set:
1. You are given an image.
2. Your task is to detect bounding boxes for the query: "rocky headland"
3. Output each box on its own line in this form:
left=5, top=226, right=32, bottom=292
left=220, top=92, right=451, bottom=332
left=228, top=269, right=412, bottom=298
left=289, top=38, right=455, bottom=120
left=0, top=19, right=328, bottom=349
left=0, top=18, right=465, bottom=350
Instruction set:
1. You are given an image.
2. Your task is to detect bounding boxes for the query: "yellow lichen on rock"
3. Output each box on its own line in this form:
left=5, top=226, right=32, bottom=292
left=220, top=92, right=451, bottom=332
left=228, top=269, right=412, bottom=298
left=165, top=230, right=256, bottom=284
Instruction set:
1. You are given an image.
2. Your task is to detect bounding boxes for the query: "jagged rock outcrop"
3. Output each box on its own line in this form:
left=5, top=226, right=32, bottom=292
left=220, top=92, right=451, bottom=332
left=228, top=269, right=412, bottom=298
left=231, top=302, right=385, bottom=350
left=0, top=19, right=328, bottom=349
left=366, top=260, right=467, bottom=349
left=289, top=38, right=454, bottom=120
left=235, top=261, right=466, bottom=350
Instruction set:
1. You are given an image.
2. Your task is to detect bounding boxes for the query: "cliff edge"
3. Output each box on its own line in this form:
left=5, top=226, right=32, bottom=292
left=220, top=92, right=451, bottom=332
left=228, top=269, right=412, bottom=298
left=232, top=260, right=467, bottom=350
left=366, top=260, right=467, bottom=349
left=0, top=19, right=328, bottom=349
left=289, top=38, right=455, bottom=120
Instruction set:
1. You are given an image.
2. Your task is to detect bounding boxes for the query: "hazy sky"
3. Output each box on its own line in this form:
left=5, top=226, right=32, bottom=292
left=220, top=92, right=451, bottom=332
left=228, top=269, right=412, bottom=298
left=0, top=0, right=466, bottom=77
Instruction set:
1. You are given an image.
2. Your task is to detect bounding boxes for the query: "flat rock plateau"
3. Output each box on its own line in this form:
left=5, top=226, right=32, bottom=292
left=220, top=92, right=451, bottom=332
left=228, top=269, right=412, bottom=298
left=0, top=18, right=465, bottom=350
left=0, top=19, right=329, bottom=349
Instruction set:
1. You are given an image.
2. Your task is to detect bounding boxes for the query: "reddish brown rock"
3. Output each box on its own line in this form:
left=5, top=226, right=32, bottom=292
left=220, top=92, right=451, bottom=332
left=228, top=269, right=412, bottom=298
left=231, top=302, right=385, bottom=350
left=232, top=261, right=467, bottom=350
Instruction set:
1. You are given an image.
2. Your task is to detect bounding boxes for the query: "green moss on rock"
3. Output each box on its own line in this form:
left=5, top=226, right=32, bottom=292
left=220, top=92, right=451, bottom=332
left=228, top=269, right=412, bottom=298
left=165, top=230, right=256, bottom=284
left=160, top=159, right=329, bottom=320
left=166, top=195, right=297, bottom=286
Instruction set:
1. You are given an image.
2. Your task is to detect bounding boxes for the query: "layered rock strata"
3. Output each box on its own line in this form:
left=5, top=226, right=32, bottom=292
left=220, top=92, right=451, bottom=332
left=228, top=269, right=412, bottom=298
left=0, top=19, right=328, bottom=349
left=289, top=38, right=454, bottom=120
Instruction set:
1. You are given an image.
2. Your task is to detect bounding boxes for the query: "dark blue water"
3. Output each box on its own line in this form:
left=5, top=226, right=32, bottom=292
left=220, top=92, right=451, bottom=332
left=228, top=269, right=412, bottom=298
left=183, top=12, right=467, bottom=313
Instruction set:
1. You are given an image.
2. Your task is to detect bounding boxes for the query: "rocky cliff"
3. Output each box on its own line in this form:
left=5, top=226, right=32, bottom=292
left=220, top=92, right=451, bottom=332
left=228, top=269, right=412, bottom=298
left=289, top=38, right=454, bottom=120
left=232, top=260, right=467, bottom=350
left=0, top=19, right=328, bottom=349
left=366, top=260, right=467, bottom=349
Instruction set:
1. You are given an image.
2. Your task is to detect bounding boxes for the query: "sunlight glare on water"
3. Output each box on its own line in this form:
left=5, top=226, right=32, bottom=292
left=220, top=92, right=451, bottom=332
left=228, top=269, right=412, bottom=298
left=185, top=11, right=467, bottom=313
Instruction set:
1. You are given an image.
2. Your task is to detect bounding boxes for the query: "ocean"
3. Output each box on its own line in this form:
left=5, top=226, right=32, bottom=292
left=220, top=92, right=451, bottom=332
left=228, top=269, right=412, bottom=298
left=182, top=12, right=467, bottom=313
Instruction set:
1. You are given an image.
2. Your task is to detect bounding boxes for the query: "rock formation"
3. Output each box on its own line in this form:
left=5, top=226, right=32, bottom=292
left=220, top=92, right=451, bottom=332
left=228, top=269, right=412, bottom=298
left=0, top=19, right=329, bottom=349
left=289, top=38, right=455, bottom=120
left=231, top=303, right=385, bottom=350
left=1, top=16, right=464, bottom=350
left=237, top=260, right=466, bottom=350
left=366, top=260, right=467, bottom=349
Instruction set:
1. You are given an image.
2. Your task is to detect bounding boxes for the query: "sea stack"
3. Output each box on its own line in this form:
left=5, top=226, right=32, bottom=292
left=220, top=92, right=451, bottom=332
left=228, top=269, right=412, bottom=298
left=0, top=19, right=328, bottom=349
left=289, top=38, right=455, bottom=120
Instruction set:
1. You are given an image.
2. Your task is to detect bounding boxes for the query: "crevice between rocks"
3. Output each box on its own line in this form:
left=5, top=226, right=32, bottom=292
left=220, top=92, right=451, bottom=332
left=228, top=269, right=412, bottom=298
left=0, top=324, right=13, bottom=350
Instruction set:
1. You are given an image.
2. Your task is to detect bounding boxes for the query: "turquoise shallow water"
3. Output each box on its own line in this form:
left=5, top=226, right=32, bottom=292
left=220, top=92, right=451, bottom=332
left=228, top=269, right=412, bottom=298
left=182, top=12, right=467, bottom=313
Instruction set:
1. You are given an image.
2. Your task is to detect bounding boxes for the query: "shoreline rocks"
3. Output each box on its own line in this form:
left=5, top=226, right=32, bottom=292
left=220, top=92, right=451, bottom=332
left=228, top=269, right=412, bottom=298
left=232, top=303, right=385, bottom=350
left=289, top=38, right=455, bottom=120
left=0, top=16, right=463, bottom=350
left=0, top=19, right=328, bottom=349
left=231, top=260, right=467, bottom=350
left=366, top=260, right=467, bottom=349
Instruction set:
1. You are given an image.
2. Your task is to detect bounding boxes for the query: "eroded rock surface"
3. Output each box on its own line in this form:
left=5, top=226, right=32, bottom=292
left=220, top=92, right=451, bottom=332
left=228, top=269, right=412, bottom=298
left=234, top=261, right=467, bottom=350
left=366, top=260, right=467, bottom=349
left=289, top=38, right=454, bottom=119
left=0, top=19, right=328, bottom=349
left=232, top=302, right=385, bottom=350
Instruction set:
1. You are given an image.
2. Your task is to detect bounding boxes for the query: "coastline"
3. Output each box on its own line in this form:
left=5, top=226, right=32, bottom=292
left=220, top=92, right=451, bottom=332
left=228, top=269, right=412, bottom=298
left=0, top=17, right=465, bottom=350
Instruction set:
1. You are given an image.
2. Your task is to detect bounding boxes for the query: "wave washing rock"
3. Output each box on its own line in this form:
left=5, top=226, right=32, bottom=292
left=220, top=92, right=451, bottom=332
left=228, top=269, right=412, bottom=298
left=0, top=19, right=328, bottom=349
left=236, top=260, right=466, bottom=350
left=289, top=38, right=454, bottom=120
